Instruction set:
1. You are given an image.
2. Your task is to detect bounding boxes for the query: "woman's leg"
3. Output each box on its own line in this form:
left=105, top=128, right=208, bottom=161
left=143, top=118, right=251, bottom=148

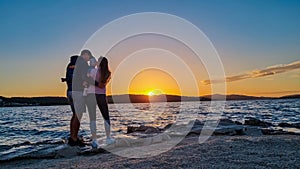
left=86, top=93, right=97, bottom=140
left=96, top=94, right=111, bottom=138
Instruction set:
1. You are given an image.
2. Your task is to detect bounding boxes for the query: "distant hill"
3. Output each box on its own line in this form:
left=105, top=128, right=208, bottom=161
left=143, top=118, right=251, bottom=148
left=201, top=94, right=273, bottom=101
left=0, top=94, right=299, bottom=107
left=279, top=94, right=300, bottom=99
left=0, top=97, right=68, bottom=107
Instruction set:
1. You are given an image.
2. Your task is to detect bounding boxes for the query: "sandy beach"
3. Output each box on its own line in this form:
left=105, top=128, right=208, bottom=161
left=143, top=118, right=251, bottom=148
left=1, top=134, right=299, bottom=169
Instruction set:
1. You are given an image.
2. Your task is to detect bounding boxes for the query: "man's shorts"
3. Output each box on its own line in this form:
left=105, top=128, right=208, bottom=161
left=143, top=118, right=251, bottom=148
left=72, top=91, right=86, bottom=120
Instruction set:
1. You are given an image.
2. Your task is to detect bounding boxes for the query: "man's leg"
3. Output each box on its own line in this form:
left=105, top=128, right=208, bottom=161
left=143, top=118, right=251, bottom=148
left=86, top=93, right=97, bottom=140
left=71, top=112, right=80, bottom=141
left=72, top=91, right=85, bottom=141
left=67, top=91, right=78, bottom=141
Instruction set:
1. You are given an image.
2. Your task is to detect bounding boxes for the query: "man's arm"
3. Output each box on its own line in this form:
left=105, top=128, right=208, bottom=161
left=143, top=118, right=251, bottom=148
left=79, top=61, right=97, bottom=86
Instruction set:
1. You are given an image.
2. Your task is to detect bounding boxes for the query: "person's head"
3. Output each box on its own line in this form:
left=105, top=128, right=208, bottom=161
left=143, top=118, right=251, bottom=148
left=70, top=55, right=78, bottom=65
left=97, top=56, right=110, bottom=83
left=80, top=49, right=93, bottom=61
left=89, top=57, right=97, bottom=67
left=98, top=56, right=108, bottom=69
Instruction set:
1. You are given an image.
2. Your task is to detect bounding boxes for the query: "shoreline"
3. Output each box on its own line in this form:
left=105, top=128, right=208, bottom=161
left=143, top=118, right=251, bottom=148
left=1, top=135, right=300, bottom=169
left=1, top=95, right=299, bottom=107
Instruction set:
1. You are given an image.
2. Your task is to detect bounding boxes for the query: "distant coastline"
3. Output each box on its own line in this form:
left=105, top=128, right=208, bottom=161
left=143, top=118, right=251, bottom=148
left=0, top=94, right=299, bottom=107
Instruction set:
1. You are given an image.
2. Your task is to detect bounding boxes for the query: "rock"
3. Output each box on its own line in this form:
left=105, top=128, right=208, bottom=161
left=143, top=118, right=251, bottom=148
left=127, top=125, right=160, bottom=134
left=244, top=126, right=263, bottom=136
left=278, top=122, right=293, bottom=127
left=234, top=121, right=243, bottom=125
left=187, top=124, right=245, bottom=136
left=192, top=119, right=204, bottom=129
left=186, top=119, right=203, bottom=129
left=161, top=133, right=171, bottom=140
left=261, top=128, right=286, bottom=135
left=262, top=128, right=300, bottom=135
left=213, top=125, right=245, bottom=136
left=187, top=128, right=202, bottom=136
left=115, top=138, right=130, bottom=147
left=152, top=135, right=163, bottom=144
left=127, top=125, right=140, bottom=133
left=244, top=117, right=272, bottom=127
left=142, top=138, right=152, bottom=146
left=193, top=119, right=204, bottom=126
left=278, top=122, right=300, bottom=129
left=294, top=123, right=300, bottom=129
left=163, top=123, right=173, bottom=130
left=78, top=147, right=108, bottom=156
left=23, top=141, right=31, bottom=145
left=186, top=120, right=204, bottom=135
left=218, top=119, right=236, bottom=126
left=55, top=145, right=80, bottom=158
left=145, top=127, right=160, bottom=134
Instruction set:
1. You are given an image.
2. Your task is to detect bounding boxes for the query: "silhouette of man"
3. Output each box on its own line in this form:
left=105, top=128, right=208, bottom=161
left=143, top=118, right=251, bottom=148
left=69, top=49, right=95, bottom=146
left=63, top=55, right=83, bottom=146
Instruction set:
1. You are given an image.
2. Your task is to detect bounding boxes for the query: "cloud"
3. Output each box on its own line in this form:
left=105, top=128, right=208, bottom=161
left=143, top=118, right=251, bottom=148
left=202, top=60, right=300, bottom=85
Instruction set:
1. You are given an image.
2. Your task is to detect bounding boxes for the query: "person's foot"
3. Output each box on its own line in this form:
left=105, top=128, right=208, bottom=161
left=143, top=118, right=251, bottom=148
left=68, top=137, right=87, bottom=147
left=91, top=139, right=99, bottom=149
left=68, top=137, right=77, bottom=146
left=76, top=137, right=87, bottom=147
left=106, top=137, right=116, bottom=145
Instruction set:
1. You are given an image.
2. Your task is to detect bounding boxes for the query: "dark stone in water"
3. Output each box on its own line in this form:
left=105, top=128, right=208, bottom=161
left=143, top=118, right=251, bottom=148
left=163, top=123, right=174, bottom=130
left=191, top=119, right=204, bottom=129
left=127, top=125, right=160, bottom=134
left=213, top=125, right=245, bottom=136
left=278, top=122, right=293, bottom=128
left=295, top=123, right=300, bottom=129
left=116, top=129, right=123, bottom=132
left=244, top=117, right=273, bottom=127
left=193, top=119, right=204, bottom=126
left=234, top=121, right=243, bottom=125
left=218, top=119, right=237, bottom=126
left=278, top=122, right=300, bottom=129
left=145, top=127, right=160, bottom=134
left=261, top=128, right=300, bottom=135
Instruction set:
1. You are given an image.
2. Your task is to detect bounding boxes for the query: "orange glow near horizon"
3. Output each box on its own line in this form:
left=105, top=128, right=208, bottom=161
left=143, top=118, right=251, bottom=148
left=128, top=69, right=181, bottom=96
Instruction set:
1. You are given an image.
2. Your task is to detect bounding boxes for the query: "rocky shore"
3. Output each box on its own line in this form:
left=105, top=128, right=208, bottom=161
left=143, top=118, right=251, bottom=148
left=2, top=135, right=300, bottom=169
left=126, top=117, right=300, bottom=137
left=1, top=117, right=300, bottom=168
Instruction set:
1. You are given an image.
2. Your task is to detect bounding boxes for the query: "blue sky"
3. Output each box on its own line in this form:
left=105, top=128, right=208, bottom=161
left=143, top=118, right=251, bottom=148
left=0, top=0, right=299, bottom=96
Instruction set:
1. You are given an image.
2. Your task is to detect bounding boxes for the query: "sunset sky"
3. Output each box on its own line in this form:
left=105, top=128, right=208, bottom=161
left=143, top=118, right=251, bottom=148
left=0, top=0, right=299, bottom=97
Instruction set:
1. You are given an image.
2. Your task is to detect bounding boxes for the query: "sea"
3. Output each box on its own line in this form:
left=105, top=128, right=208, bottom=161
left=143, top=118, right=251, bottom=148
left=0, top=99, right=299, bottom=161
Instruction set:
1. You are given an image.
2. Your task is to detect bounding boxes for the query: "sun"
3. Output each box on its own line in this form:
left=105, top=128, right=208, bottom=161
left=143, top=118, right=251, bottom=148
left=148, top=91, right=154, bottom=96
left=147, top=89, right=163, bottom=96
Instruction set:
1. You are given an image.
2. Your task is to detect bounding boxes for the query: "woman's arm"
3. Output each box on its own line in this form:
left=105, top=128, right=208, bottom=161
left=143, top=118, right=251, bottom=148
left=97, top=82, right=106, bottom=89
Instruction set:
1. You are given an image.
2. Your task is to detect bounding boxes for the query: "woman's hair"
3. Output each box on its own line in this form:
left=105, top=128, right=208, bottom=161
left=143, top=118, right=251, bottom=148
left=98, top=57, right=111, bottom=83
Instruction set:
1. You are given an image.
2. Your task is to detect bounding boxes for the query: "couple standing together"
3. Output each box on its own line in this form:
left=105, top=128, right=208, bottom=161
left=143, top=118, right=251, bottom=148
left=64, top=49, right=115, bottom=148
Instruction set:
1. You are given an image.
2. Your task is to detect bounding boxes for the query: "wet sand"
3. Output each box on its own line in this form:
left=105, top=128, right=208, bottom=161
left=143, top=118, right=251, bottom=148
left=2, top=135, right=300, bottom=169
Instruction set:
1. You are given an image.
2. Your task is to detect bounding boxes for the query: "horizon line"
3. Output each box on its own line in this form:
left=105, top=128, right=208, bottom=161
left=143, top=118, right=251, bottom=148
left=1, top=93, right=300, bottom=99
